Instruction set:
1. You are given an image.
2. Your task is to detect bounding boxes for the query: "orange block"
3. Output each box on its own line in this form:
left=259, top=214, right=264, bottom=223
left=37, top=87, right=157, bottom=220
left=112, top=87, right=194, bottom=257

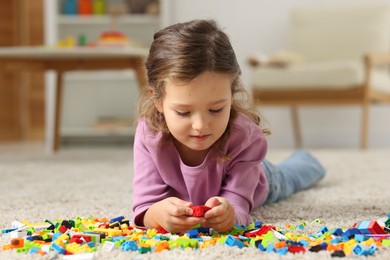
left=327, top=243, right=342, bottom=252
left=275, top=241, right=287, bottom=249
left=154, top=241, right=170, bottom=253
left=1, top=244, right=13, bottom=251
left=10, top=238, right=24, bottom=248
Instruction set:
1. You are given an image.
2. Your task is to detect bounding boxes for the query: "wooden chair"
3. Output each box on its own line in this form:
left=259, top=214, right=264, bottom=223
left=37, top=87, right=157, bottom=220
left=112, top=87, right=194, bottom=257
left=250, top=3, right=390, bottom=149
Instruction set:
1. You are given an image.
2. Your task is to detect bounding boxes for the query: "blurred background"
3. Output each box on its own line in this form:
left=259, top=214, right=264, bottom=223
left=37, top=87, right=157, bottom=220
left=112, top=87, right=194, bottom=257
left=1, top=0, right=389, bottom=152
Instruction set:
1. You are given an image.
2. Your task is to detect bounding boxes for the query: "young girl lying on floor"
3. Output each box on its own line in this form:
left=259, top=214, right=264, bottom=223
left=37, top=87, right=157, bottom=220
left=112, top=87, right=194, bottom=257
left=132, top=19, right=325, bottom=234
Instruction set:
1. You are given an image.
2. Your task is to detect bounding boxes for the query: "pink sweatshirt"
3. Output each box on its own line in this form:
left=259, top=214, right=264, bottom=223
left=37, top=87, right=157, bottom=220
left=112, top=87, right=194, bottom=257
left=132, top=113, right=269, bottom=226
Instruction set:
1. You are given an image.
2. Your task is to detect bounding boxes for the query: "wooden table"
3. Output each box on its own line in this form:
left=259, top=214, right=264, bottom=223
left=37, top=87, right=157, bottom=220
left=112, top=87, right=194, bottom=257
left=0, top=46, right=148, bottom=152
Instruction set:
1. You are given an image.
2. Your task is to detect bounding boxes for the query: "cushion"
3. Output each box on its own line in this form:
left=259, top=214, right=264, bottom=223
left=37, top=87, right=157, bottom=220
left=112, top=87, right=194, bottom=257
left=252, top=60, right=390, bottom=93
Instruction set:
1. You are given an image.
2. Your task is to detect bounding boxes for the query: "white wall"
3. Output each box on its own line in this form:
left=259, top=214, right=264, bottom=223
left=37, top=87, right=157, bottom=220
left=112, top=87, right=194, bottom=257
left=163, top=0, right=390, bottom=149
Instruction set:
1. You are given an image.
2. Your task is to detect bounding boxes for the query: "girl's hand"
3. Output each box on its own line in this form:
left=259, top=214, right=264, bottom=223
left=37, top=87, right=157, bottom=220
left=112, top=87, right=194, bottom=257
left=143, top=197, right=202, bottom=234
left=203, top=197, right=235, bottom=232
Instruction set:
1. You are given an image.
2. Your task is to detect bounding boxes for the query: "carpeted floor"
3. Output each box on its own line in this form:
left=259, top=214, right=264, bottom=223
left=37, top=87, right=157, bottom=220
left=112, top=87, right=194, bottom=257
left=1, top=143, right=390, bottom=259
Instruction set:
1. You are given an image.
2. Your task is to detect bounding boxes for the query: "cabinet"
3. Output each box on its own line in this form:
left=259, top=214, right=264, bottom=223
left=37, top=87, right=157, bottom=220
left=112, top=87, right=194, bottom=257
left=48, top=0, right=161, bottom=144
left=0, top=0, right=45, bottom=142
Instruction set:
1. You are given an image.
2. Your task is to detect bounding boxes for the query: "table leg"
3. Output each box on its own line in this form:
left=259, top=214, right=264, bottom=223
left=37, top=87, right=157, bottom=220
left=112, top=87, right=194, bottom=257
left=53, top=71, right=63, bottom=152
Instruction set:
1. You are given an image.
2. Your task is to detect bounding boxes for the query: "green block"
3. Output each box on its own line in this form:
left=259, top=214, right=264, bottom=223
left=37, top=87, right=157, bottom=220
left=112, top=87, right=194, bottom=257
left=382, top=239, right=390, bottom=246
left=16, top=247, right=28, bottom=253
left=26, top=227, right=35, bottom=236
left=261, top=231, right=277, bottom=248
left=246, top=222, right=255, bottom=231
left=173, top=238, right=198, bottom=248
left=217, top=236, right=227, bottom=244
left=139, top=246, right=151, bottom=254
left=385, top=219, right=390, bottom=228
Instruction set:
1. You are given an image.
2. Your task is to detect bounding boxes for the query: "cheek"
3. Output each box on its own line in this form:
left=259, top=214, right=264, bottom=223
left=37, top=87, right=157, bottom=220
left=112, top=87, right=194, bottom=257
left=219, top=110, right=231, bottom=128
left=164, top=114, right=187, bottom=134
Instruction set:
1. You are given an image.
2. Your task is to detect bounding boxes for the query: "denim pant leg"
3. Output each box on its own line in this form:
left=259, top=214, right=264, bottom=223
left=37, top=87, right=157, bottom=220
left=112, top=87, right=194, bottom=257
left=262, top=149, right=326, bottom=205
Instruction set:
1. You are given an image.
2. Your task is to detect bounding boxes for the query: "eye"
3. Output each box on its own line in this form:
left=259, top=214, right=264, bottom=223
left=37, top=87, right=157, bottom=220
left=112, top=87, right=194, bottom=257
left=175, top=111, right=190, bottom=117
left=210, top=107, right=223, bottom=113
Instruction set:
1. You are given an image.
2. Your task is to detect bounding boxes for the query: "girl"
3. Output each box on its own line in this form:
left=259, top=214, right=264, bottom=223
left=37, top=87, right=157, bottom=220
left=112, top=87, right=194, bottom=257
left=132, top=19, right=325, bottom=234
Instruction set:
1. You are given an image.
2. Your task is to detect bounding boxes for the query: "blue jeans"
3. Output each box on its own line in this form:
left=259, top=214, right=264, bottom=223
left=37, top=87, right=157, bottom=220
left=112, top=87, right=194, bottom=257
left=262, top=150, right=325, bottom=205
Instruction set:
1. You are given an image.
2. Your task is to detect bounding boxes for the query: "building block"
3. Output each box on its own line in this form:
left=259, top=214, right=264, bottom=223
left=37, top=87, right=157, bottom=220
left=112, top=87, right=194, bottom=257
left=224, top=235, right=245, bottom=248
left=368, top=221, right=386, bottom=234
left=190, top=205, right=211, bottom=217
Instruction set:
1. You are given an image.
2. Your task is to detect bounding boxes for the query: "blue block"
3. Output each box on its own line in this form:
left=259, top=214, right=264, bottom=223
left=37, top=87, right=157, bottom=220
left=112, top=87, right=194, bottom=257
left=197, top=227, right=210, bottom=234
left=257, top=242, right=265, bottom=251
left=254, top=221, right=262, bottom=228
left=318, top=226, right=328, bottom=234
left=332, top=228, right=343, bottom=236
left=266, top=244, right=275, bottom=253
left=352, top=244, right=365, bottom=256
left=51, top=243, right=66, bottom=254
left=1, top=227, right=17, bottom=234
left=225, top=235, right=244, bottom=248
left=299, top=239, right=309, bottom=246
left=358, top=220, right=371, bottom=234
left=342, top=228, right=360, bottom=238
left=28, top=247, right=40, bottom=254
left=187, top=229, right=199, bottom=238
left=276, top=247, right=288, bottom=255
left=368, top=244, right=378, bottom=255
left=330, top=238, right=341, bottom=244
left=121, top=240, right=138, bottom=252
left=110, top=216, right=124, bottom=223
left=355, top=234, right=368, bottom=242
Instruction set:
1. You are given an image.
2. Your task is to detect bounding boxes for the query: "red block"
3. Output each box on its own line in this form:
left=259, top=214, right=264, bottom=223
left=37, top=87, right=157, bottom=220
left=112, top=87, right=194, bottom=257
left=244, top=225, right=276, bottom=237
left=58, top=225, right=68, bottom=234
left=191, top=205, right=211, bottom=217
left=288, top=245, right=306, bottom=254
left=157, top=226, right=168, bottom=234
left=368, top=221, right=386, bottom=234
left=72, top=234, right=92, bottom=243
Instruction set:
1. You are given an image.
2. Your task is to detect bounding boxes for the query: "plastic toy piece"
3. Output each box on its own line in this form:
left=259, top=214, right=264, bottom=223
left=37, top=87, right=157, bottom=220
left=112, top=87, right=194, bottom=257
left=102, top=241, right=115, bottom=252
left=2, top=214, right=390, bottom=257
left=190, top=205, right=211, bottom=217
left=10, top=238, right=24, bottom=248
left=368, top=221, right=387, bottom=234
left=225, top=235, right=245, bottom=248
left=288, top=246, right=306, bottom=254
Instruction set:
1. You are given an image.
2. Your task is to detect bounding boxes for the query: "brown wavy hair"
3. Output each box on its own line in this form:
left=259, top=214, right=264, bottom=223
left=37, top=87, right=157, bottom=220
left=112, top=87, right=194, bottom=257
left=136, top=19, right=269, bottom=158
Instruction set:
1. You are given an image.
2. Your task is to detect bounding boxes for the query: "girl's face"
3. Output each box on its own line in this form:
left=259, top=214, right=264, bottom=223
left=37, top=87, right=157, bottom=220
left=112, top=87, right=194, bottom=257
left=156, top=72, right=232, bottom=159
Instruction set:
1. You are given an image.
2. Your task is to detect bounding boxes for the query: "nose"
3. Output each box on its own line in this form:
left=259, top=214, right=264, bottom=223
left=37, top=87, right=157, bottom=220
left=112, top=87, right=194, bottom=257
left=192, top=113, right=209, bottom=132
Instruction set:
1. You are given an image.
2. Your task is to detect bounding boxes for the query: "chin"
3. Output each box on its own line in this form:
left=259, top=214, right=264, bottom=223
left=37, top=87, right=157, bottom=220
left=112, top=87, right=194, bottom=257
left=188, top=142, right=214, bottom=151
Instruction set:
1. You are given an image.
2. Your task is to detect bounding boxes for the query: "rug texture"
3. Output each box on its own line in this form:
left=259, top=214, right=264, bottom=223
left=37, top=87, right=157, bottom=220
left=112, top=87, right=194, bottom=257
left=1, top=145, right=390, bottom=259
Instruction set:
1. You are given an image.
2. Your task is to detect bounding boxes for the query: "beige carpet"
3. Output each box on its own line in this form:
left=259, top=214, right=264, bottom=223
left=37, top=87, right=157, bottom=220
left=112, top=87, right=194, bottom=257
left=1, top=144, right=390, bottom=259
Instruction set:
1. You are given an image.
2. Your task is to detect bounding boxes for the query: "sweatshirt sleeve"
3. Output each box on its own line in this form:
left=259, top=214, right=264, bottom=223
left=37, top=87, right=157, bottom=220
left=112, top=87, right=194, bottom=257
left=131, top=121, right=171, bottom=227
left=219, top=120, right=268, bottom=225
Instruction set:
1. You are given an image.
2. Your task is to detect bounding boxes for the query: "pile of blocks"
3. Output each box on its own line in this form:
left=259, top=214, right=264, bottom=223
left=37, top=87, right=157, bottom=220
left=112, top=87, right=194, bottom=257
left=1, top=214, right=390, bottom=257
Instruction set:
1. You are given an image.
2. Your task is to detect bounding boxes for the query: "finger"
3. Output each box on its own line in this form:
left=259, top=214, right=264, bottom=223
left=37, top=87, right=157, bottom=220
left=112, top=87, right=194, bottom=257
left=205, top=197, right=221, bottom=208
left=170, top=216, right=202, bottom=232
left=169, top=205, right=193, bottom=217
left=204, top=213, right=228, bottom=225
left=204, top=203, right=225, bottom=218
left=166, top=198, right=193, bottom=216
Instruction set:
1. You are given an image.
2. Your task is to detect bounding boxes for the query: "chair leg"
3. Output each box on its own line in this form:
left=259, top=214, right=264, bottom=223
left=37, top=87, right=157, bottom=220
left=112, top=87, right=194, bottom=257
left=360, top=101, right=369, bottom=149
left=291, top=106, right=302, bottom=148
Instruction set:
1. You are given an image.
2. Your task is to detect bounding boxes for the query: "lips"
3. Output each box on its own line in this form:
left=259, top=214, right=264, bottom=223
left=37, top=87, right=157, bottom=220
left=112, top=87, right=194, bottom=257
left=191, top=134, right=211, bottom=141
